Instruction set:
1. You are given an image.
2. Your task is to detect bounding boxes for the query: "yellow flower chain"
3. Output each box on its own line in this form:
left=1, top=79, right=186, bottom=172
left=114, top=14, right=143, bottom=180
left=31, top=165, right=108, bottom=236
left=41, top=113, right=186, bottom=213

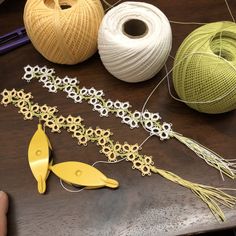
left=1, top=89, right=153, bottom=176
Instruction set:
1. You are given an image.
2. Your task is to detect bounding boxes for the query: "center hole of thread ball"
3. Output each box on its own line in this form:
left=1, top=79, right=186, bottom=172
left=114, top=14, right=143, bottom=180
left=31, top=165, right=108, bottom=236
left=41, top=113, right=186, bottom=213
left=60, top=4, right=71, bottom=9
left=212, top=49, right=234, bottom=61
left=44, top=0, right=74, bottom=9
left=59, top=0, right=74, bottom=9
left=123, top=19, right=148, bottom=38
left=210, top=31, right=236, bottom=61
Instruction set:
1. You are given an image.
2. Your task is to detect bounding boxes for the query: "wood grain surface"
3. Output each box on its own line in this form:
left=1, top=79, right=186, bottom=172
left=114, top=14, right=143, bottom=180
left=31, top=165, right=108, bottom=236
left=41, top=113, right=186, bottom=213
left=0, top=0, right=236, bottom=235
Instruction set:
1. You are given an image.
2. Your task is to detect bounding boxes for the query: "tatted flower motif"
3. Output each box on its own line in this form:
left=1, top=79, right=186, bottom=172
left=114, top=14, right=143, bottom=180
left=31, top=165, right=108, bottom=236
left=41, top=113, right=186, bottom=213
left=22, top=65, right=173, bottom=140
left=1, top=89, right=154, bottom=176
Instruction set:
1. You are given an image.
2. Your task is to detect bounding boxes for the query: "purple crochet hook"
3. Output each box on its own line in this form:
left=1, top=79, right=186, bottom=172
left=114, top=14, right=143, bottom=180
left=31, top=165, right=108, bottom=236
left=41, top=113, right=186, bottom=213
left=0, top=27, right=30, bottom=55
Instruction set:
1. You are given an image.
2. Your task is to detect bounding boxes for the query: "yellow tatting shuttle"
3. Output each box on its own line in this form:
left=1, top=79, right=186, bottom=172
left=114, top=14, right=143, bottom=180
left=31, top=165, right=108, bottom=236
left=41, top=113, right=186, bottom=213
left=28, top=124, right=52, bottom=194
left=50, top=162, right=119, bottom=189
left=28, top=124, right=118, bottom=193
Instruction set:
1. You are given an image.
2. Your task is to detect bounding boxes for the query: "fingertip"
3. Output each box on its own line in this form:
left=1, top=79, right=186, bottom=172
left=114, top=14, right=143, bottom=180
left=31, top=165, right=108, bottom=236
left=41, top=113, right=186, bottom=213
left=0, top=191, right=8, bottom=215
left=0, top=191, right=8, bottom=236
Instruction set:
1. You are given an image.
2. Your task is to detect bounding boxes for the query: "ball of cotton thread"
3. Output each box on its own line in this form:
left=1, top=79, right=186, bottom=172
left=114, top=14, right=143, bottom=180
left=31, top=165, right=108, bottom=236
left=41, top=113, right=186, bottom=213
left=98, top=1, right=172, bottom=83
left=173, top=21, right=236, bottom=114
left=23, top=0, right=104, bottom=64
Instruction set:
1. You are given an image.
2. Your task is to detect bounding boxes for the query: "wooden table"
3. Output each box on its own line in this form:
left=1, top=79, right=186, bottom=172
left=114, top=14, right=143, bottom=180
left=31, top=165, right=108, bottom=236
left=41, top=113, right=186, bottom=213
left=0, top=0, right=235, bottom=235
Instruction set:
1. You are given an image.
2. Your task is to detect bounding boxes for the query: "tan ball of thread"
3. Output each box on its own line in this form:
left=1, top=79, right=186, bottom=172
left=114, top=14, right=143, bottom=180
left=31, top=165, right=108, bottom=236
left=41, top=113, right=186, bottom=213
left=24, top=0, right=104, bottom=64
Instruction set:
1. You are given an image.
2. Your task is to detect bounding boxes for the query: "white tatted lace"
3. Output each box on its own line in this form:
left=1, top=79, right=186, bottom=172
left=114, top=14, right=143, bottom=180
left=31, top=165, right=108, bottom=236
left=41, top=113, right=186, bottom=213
left=23, top=65, right=173, bottom=140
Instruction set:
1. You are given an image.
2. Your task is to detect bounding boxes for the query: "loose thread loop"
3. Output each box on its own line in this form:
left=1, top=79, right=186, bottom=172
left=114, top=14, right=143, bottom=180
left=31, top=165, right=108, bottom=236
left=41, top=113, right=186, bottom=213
left=60, top=179, right=85, bottom=193
left=138, top=134, right=155, bottom=150
left=225, top=0, right=235, bottom=22
left=102, top=0, right=123, bottom=12
left=170, top=20, right=207, bottom=25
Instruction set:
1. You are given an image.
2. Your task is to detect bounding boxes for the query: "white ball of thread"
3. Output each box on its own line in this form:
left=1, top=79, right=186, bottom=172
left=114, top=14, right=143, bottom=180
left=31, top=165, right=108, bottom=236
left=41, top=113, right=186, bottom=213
left=98, top=1, right=172, bottom=83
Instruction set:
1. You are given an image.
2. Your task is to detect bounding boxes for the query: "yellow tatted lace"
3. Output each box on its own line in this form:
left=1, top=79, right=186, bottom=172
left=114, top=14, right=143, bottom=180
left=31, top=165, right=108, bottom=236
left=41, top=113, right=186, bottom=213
left=1, top=89, right=153, bottom=176
left=1, top=88, right=236, bottom=221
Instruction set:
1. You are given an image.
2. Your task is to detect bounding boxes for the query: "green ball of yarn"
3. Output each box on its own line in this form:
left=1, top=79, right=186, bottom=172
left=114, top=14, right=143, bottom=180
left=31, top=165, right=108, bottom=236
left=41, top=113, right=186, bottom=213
left=173, top=21, right=236, bottom=114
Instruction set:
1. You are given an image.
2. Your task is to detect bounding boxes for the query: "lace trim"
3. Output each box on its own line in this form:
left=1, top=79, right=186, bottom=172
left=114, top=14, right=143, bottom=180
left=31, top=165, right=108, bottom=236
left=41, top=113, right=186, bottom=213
left=22, top=65, right=172, bottom=140
left=1, top=89, right=154, bottom=176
